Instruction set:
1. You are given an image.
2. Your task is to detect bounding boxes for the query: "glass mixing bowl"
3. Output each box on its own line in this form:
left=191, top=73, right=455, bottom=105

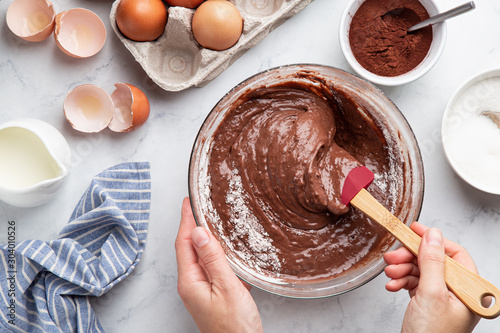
left=189, top=64, right=424, bottom=298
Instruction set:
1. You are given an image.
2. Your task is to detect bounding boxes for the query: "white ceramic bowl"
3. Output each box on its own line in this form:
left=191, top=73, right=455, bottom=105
left=339, top=0, right=447, bottom=86
left=442, top=69, right=500, bottom=195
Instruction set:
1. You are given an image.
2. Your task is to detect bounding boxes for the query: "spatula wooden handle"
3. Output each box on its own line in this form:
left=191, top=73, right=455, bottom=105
left=351, top=188, right=500, bottom=319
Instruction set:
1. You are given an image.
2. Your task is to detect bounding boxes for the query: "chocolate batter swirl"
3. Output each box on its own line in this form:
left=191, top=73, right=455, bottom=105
left=230, top=87, right=361, bottom=230
left=207, top=78, right=401, bottom=280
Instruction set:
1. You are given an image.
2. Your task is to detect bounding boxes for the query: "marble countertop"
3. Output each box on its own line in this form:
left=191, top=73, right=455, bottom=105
left=1, top=0, right=500, bottom=331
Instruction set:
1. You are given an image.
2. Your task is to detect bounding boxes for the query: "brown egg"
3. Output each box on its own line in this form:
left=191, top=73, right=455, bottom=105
left=165, top=0, right=204, bottom=8
left=192, top=0, right=243, bottom=51
left=116, top=0, right=167, bottom=42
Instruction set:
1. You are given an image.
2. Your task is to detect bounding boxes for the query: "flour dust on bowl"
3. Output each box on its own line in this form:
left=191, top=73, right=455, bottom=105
left=442, top=69, right=500, bottom=195
left=189, top=65, right=424, bottom=298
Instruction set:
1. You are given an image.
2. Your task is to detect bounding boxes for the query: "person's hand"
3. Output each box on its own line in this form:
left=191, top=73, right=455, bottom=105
left=384, top=222, right=481, bottom=333
left=175, top=197, right=263, bottom=333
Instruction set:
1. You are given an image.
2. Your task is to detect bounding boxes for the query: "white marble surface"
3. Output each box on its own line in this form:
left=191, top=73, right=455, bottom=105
left=1, top=0, right=500, bottom=331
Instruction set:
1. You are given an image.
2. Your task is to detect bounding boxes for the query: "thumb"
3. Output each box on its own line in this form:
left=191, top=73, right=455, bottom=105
left=417, top=228, right=447, bottom=295
left=191, top=227, right=237, bottom=283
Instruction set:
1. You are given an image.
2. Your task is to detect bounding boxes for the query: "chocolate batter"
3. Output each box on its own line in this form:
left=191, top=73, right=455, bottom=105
left=205, top=72, right=404, bottom=281
left=349, top=0, right=432, bottom=77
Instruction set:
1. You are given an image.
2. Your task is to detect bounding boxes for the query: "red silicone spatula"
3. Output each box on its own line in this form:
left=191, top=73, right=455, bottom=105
left=342, top=166, right=500, bottom=319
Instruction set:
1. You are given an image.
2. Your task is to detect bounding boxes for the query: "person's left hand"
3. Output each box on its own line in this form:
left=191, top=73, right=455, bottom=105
left=175, top=197, right=263, bottom=333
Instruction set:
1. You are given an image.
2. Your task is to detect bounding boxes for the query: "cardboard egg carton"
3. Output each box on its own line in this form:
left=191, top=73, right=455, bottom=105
left=109, top=0, right=315, bottom=92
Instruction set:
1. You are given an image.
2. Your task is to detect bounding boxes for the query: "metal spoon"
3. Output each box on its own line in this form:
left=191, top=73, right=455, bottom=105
left=408, top=1, right=475, bottom=32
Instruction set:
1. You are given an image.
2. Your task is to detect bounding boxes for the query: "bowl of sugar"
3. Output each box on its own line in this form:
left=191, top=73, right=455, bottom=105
left=442, top=69, right=500, bottom=195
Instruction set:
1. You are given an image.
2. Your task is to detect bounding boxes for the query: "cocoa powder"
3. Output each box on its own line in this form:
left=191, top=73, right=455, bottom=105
left=349, top=0, right=432, bottom=77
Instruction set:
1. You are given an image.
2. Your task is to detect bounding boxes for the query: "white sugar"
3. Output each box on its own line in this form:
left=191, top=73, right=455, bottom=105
left=443, top=77, right=500, bottom=192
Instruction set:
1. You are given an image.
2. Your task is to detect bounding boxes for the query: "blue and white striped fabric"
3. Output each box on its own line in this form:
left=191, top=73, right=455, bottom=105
left=0, top=162, right=151, bottom=332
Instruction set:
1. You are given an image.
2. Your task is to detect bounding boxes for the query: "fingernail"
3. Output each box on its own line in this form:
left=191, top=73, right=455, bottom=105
left=191, top=227, right=210, bottom=248
left=425, top=228, right=443, bottom=247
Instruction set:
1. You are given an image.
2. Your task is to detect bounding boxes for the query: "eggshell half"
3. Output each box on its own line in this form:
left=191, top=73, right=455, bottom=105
left=109, top=83, right=150, bottom=132
left=54, top=8, right=106, bottom=58
left=64, top=84, right=114, bottom=133
left=6, top=0, right=55, bottom=42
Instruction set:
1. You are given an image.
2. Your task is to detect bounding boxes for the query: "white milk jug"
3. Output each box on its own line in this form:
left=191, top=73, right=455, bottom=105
left=0, top=118, right=71, bottom=207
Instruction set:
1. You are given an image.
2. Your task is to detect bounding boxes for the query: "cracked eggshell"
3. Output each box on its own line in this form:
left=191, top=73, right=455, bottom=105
left=6, top=0, right=56, bottom=42
left=54, top=8, right=106, bottom=58
left=109, top=83, right=150, bottom=132
left=64, top=84, right=114, bottom=133
left=64, top=83, right=150, bottom=133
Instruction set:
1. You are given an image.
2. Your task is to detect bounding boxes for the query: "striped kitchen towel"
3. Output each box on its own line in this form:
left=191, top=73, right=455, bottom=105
left=0, top=162, right=151, bottom=333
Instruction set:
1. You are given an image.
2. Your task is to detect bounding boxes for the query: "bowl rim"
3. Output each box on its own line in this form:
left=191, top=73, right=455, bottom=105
left=188, top=63, right=425, bottom=298
left=441, top=68, right=500, bottom=195
left=338, top=0, right=447, bottom=86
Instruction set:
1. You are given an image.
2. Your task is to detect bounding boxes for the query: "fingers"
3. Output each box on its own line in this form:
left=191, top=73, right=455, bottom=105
left=412, top=222, right=478, bottom=273
left=190, top=226, right=239, bottom=288
left=385, top=262, right=419, bottom=279
left=176, top=198, right=207, bottom=293
left=386, top=275, right=420, bottom=292
left=384, top=246, right=415, bottom=265
left=175, top=198, right=199, bottom=269
left=384, top=221, right=479, bottom=307
left=416, top=228, right=448, bottom=296
left=176, top=197, right=197, bottom=243
left=383, top=222, right=425, bottom=266
left=384, top=257, right=420, bottom=293
left=442, top=238, right=478, bottom=274
left=409, top=221, right=428, bottom=237
left=384, top=236, right=419, bottom=294
left=385, top=227, right=447, bottom=297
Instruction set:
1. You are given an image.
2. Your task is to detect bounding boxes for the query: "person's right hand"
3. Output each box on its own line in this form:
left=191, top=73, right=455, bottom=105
left=384, top=222, right=481, bottom=333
